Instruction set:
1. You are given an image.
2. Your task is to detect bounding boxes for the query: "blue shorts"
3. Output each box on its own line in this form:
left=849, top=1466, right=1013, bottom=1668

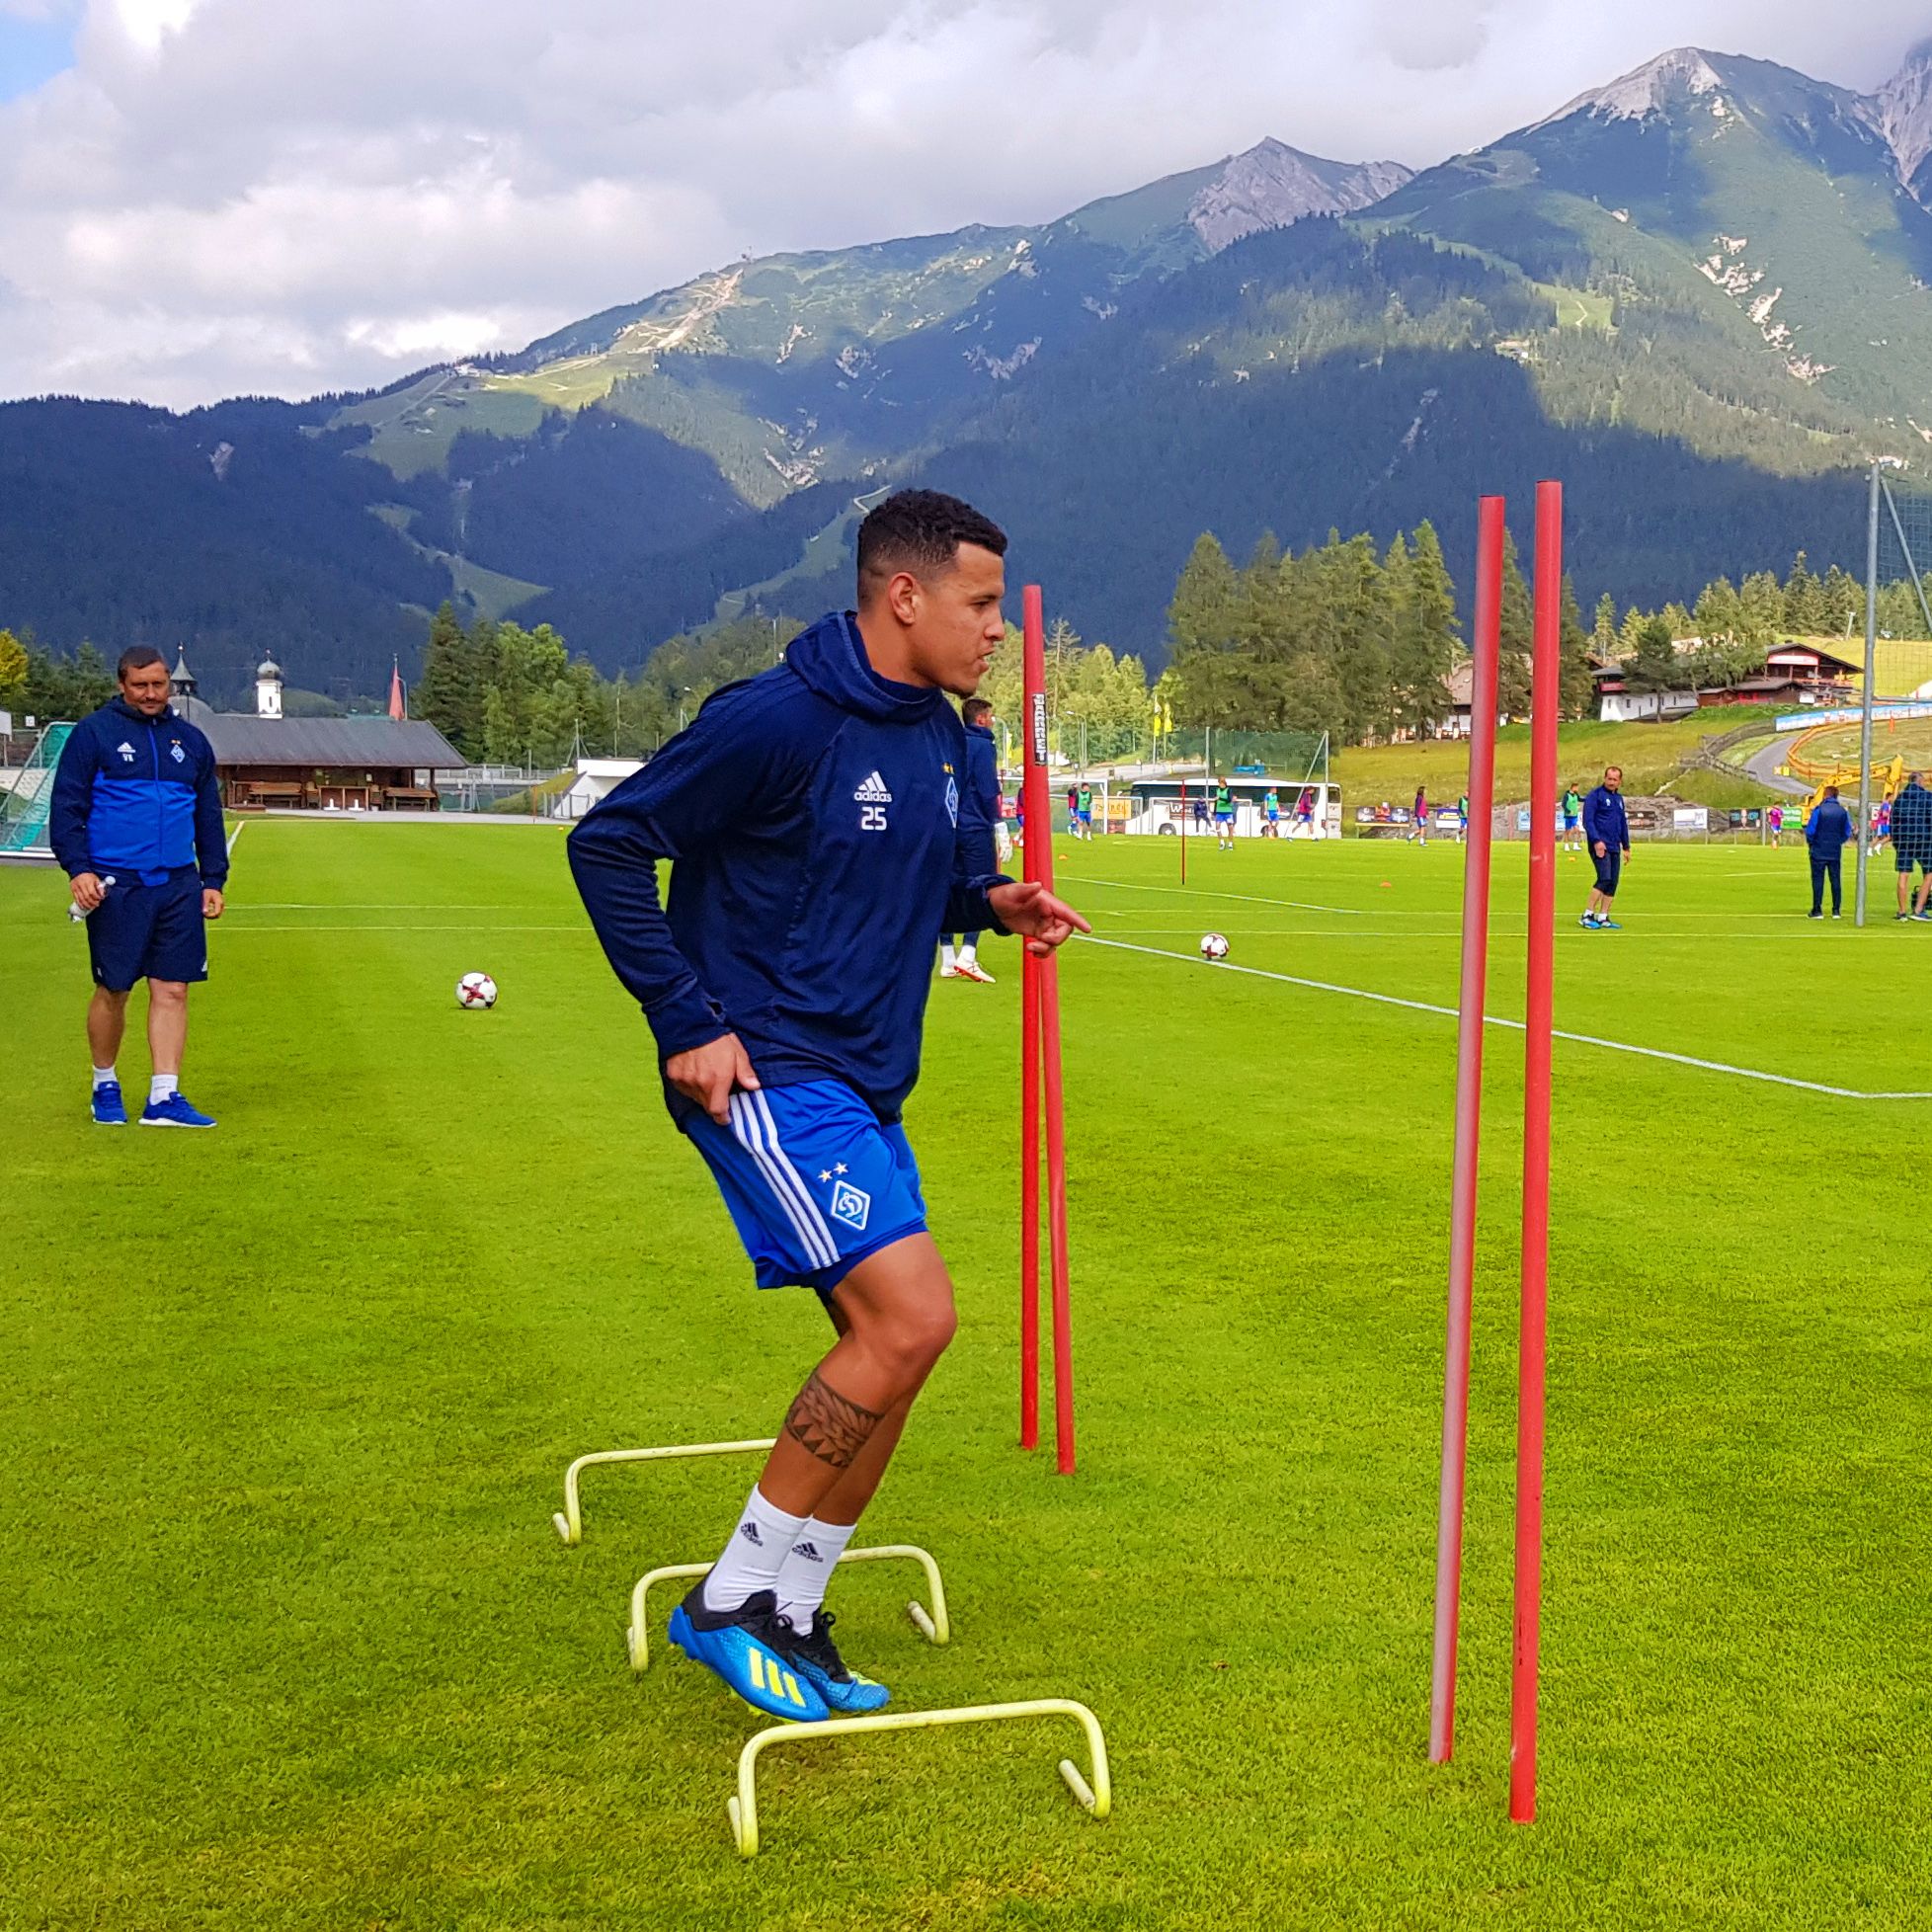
left=86, top=868, right=207, bottom=992
left=683, top=1080, right=928, bottom=1295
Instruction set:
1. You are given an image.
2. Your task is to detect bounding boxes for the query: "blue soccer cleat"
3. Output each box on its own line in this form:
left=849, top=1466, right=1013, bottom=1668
left=140, top=1091, right=216, bottom=1129
left=667, top=1586, right=830, bottom=1723
left=786, top=1610, right=890, bottom=1714
left=91, top=1082, right=126, bottom=1126
left=1596, top=919, right=1622, bottom=930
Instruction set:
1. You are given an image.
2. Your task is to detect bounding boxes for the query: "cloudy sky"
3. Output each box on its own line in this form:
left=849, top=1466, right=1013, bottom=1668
left=1, top=0, right=1926, bottom=409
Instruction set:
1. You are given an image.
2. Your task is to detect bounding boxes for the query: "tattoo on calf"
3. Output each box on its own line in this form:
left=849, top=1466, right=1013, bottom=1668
left=783, top=1372, right=884, bottom=1470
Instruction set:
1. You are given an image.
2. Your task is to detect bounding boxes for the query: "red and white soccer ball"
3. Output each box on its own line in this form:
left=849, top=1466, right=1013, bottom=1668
left=1200, top=932, right=1230, bottom=961
left=456, top=971, right=498, bottom=1009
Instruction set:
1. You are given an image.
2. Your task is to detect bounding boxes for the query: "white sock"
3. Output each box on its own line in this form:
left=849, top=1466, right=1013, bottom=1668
left=92, top=1066, right=117, bottom=1088
left=940, top=943, right=956, bottom=969
left=958, top=942, right=976, bottom=965
left=774, top=1517, right=859, bottom=1631
left=149, top=1074, right=179, bottom=1103
left=701, top=1487, right=810, bottom=1616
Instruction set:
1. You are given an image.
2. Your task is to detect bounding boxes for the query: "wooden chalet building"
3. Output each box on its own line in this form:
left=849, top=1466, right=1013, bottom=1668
left=1593, top=639, right=1862, bottom=722
left=170, top=651, right=466, bottom=810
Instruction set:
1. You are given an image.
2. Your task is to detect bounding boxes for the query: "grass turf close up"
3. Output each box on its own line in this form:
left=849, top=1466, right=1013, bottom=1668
left=5, top=821, right=1931, bottom=1929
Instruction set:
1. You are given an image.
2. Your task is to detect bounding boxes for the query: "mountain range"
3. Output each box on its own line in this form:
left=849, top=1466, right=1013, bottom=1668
left=7, top=42, right=1932, bottom=702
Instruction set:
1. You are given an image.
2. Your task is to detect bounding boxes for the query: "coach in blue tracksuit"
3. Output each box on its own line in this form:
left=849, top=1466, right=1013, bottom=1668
left=1804, top=785, right=1854, bottom=919
left=49, top=645, right=226, bottom=1128
left=569, top=490, right=1086, bottom=1727
left=1579, top=765, right=1631, bottom=930
left=938, top=694, right=1000, bottom=982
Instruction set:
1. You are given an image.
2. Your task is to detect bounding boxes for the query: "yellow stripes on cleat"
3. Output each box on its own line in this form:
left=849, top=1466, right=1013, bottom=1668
left=747, top=1647, right=807, bottom=1707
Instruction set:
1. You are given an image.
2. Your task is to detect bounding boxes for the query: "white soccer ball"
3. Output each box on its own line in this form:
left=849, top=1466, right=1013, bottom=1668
left=1200, top=932, right=1230, bottom=961
left=457, top=971, right=498, bottom=1009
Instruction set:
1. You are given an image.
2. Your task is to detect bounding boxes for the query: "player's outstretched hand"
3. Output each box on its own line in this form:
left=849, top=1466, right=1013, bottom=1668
left=666, top=1032, right=761, bottom=1125
left=989, top=880, right=1092, bottom=957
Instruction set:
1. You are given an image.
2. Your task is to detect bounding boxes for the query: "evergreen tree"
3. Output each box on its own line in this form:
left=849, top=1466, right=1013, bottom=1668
left=1559, top=576, right=1593, bottom=721
left=416, top=602, right=483, bottom=759
left=1624, top=614, right=1684, bottom=693
left=1782, top=551, right=1825, bottom=634
left=1737, top=571, right=1784, bottom=646
left=1496, top=529, right=1534, bottom=721
left=1818, top=565, right=1862, bottom=640
left=1388, top=521, right=1459, bottom=738
left=1592, top=593, right=1618, bottom=658
left=1692, top=577, right=1741, bottom=644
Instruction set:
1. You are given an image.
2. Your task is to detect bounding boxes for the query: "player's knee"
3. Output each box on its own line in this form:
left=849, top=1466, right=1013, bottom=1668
left=873, top=1294, right=957, bottom=1382
left=148, top=979, right=188, bottom=1007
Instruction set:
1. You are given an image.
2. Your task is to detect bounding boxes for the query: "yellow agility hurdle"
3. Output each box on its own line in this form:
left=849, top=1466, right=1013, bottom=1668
left=625, top=1542, right=950, bottom=1670
left=726, top=1697, right=1111, bottom=1857
left=551, top=1437, right=776, bottom=1546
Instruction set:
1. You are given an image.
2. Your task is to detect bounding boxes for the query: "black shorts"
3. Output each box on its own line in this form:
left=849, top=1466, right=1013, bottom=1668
left=86, top=869, right=207, bottom=992
left=1592, top=847, right=1622, bottom=896
left=1893, top=846, right=1930, bottom=875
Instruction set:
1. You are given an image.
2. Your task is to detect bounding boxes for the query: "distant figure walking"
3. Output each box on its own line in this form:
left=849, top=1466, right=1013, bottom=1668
left=1409, top=785, right=1429, bottom=845
left=1579, top=765, right=1631, bottom=931
left=1768, top=803, right=1785, bottom=848
left=1804, top=783, right=1853, bottom=920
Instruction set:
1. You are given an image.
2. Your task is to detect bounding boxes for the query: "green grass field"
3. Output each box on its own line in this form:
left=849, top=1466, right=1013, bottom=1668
left=7, top=822, right=1932, bottom=1929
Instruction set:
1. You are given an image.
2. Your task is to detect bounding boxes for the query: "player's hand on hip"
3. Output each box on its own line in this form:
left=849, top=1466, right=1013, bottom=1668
left=202, top=888, right=225, bottom=920
left=666, top=1032, right=760, bottom=1125
left=71, top=872, right=105, bottom=914
left=988, top=879, right=1092, bottom=957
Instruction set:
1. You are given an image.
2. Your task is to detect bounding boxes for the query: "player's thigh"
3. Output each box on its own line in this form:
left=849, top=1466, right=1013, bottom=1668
left=830, top=1233, right=957, bottom=1368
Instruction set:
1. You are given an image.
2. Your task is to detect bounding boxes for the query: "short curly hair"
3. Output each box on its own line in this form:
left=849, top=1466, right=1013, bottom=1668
left=856, top=489, right=1006, bottom=603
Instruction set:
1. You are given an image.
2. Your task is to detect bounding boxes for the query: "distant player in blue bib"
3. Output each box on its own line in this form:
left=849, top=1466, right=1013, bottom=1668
left=570, top=491, right=1087, bottom=1725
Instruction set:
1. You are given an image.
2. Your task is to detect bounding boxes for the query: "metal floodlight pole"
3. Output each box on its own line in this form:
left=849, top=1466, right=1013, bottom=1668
left=1019, top=587, right=1048, bottom=1449
left=1429, top=495, right=1505, bottom=1766
left=1510, top=479, right=1563, bottom=1825
left=1858, top=463, right=1880, bottom=926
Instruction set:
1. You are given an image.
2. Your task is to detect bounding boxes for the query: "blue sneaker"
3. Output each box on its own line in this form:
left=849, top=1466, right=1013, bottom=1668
left=784, top=1610, right=890, bottom=1714
left=140, top=1091, right=216, bottom=1129
left=667, top=1586, right=830, bottom=1724
left=91, top=1082, right=126, bottom=1126
left=1597, top=919, right=1622, bottom=930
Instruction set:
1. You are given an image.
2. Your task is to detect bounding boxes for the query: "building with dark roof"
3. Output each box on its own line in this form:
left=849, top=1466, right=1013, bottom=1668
left=170, top=651, right=465, bottom=810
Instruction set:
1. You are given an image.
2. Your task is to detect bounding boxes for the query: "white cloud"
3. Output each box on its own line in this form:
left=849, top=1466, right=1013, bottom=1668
left=0, top=0, right=1927, bottom=407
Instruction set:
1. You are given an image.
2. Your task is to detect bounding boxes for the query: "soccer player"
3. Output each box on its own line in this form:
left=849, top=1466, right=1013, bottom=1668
left=1065, top=784, right=1080, bottom=838
left=1892, top=772, right=1932, bottom=921
left=1768, top=803, right=1784, bottom=849
left=1076, top=781, right=1094, bottom=841
left=1295, top=788, right=1315, bottom=835
left=941, top=696, right=1001, bottom=983
left=1456, top=792, right=1470, bottom=844
left=1213, top=778, right=1236, bottom=849
left=1263, top=787, right=1280, bottom=838
left=1579, top=765, right=1631, bottom=930
left=1409, top=785, right=1429, bottom=845
left=1804, top=783, right=1853, bottom=920
left=568, top=490, right=1087, bottom=1725
left=1561, top=784, right=1583, bottom=853
left=48, top=645, right=227, bottom=1128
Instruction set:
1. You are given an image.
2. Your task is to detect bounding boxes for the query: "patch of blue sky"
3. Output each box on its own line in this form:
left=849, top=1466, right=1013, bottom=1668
left=0, top=11, right=76, bottom=104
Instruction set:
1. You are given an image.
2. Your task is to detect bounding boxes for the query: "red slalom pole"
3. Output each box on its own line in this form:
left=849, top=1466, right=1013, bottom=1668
left=1019, top=587, right=1048, bottom=1449
left=1511, top=480, right=1563, bottom=1823
left=1429, top=496, right=1504, bottom=1765
left=1040, top=948, right=1076, bottom=1473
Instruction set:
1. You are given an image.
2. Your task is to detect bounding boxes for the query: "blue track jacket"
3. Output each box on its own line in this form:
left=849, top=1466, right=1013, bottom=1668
left=49, top=697, right=227, bottom=889
left=962, top=719, right=1000, bottom=876
left=1581, top=784, right=1629, bottom=853
left=1804, top=798, right=1853, bottom=852
left=568, top=611, right=1008, bottom=1123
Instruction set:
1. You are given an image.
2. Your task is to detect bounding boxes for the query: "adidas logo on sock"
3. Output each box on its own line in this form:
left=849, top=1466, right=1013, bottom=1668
left=738, top=1522, right=764, bottom=1546
left=790, top=1540, right=823, bottom=1564
left=852, top=770, right=892, bottom=803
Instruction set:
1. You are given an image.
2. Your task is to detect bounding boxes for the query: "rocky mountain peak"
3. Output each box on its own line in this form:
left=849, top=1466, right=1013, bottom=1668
left=1869, top=40, right=1932, bottom=198
left=1186, top=139, right=1411, bottom=253
left=1536, top=47, right=1728, bottom=128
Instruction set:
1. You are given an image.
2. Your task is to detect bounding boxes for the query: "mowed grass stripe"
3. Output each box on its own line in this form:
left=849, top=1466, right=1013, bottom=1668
left=4, top=823, right=1931, bottom=1927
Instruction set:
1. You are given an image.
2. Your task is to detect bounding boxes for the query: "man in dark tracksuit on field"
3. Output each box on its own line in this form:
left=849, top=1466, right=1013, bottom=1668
left=569, top=490, right=1086, bottom=1727
left=1890, top=771, right=1932, bottom=922
left=1804, top=784, right=1853, bottom=920
left=49, top=645, right=227, bottom=1128
left=1579, top=765, right=1631, bottom=930
left=938, top=694, right=1000, bottom=983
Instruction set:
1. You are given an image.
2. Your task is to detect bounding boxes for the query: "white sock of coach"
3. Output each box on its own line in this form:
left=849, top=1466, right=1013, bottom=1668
left=774, top=1517, right=858, bottom=1631
left=92, top=1066, right=117, bottom=1088
left=149, top=1074, right=179, bottom=1103
left=700, top=1487, right=810, bottom=1617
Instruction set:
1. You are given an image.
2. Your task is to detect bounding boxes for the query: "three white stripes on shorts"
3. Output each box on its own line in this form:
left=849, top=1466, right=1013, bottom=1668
left=728, top=1090, right=841, bottom=1269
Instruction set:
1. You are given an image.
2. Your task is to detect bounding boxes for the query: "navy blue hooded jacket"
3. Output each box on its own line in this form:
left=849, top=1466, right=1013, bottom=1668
left=1582, top=784, right=1629, bottom=852
left=49, top=697, right=227, bottom=889
left=962, top=719, right=1000, bottom=876
left=568, top=610, right=1009, bottom=1123
left=1805, top=797, right=1853, bottom=853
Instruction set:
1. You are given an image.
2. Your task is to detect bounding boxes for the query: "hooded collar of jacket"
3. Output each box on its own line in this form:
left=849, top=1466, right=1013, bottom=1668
left=785, top=610, right=947, bottom=725
left=108, top=695, right=176, bottom=727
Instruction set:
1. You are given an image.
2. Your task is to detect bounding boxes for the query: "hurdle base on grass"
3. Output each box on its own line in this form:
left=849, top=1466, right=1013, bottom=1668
left=627, top=1543, right=950, bottom=1670
left=551, top=1437, right=776, bottom=1546
left=725, top=1697, right=1110, bottom=1858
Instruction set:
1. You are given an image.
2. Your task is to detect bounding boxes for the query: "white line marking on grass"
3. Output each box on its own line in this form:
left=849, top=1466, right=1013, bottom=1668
left=225, top=821, right=244, bottom=855
left=1083, top=935, right=1932, bottom=1101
